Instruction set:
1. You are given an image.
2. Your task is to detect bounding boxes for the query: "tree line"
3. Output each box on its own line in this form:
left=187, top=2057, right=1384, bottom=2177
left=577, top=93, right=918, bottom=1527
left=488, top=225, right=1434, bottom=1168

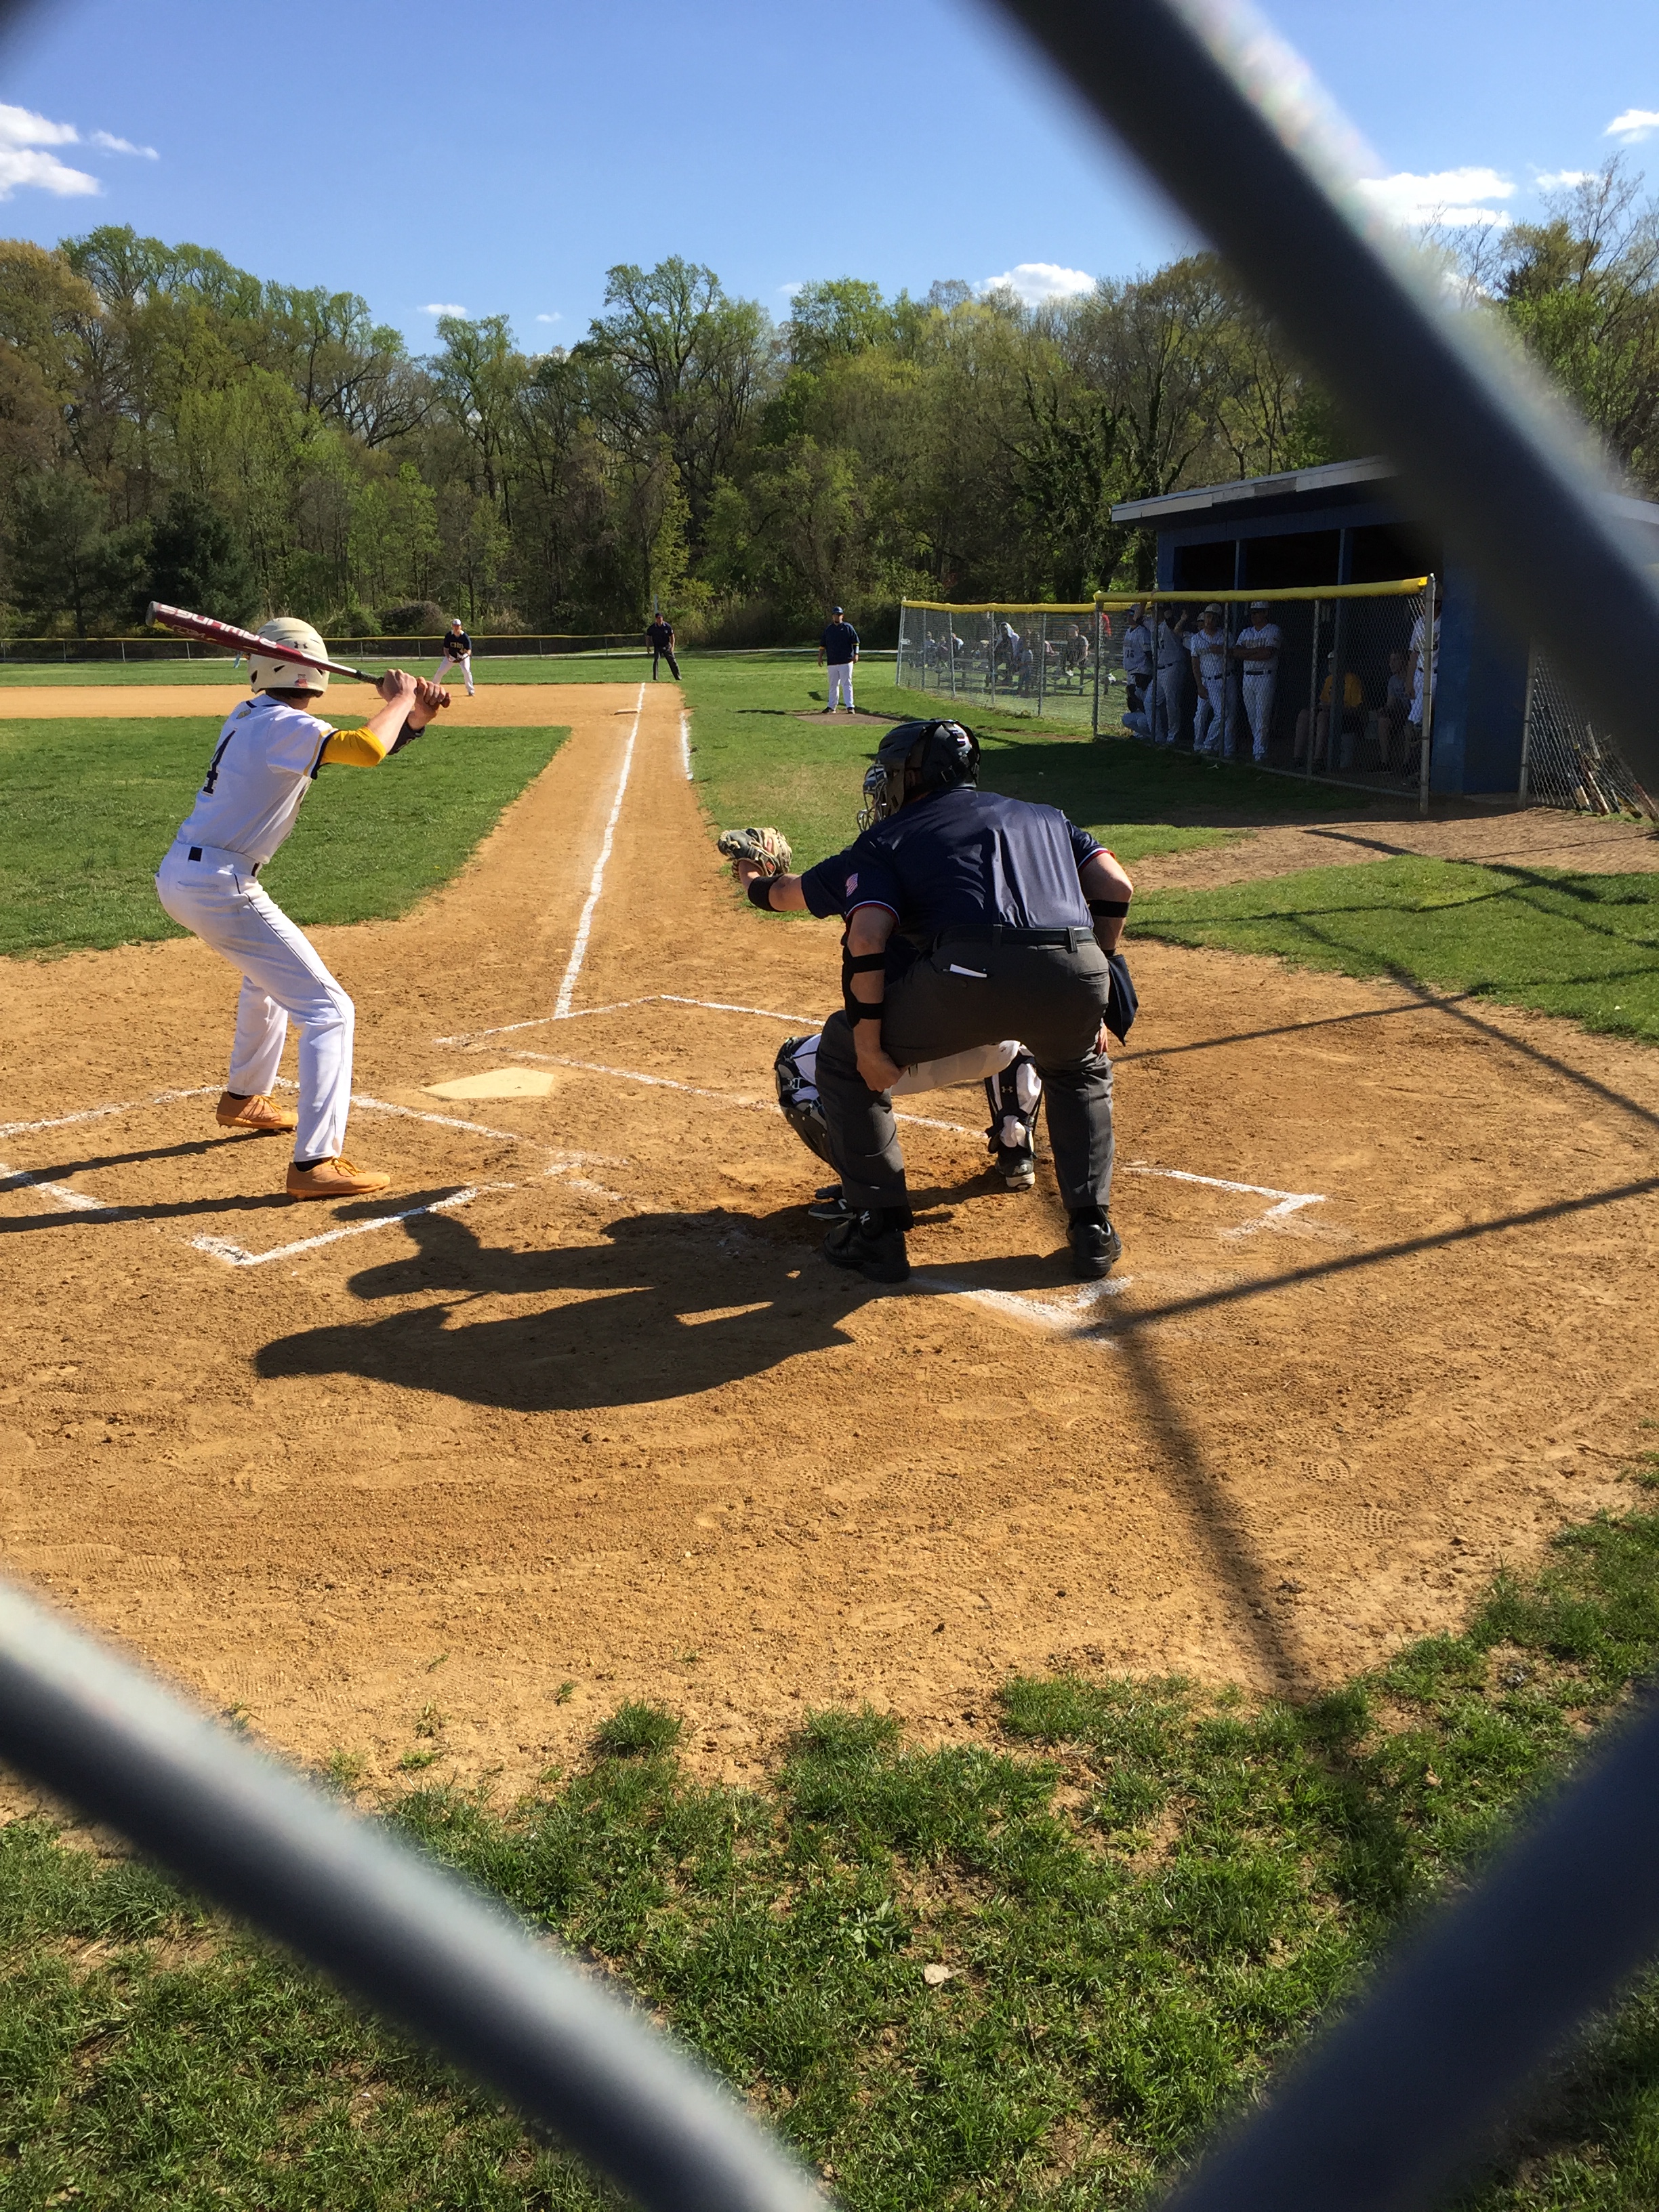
left=0, top=162, right=1652, bottom=640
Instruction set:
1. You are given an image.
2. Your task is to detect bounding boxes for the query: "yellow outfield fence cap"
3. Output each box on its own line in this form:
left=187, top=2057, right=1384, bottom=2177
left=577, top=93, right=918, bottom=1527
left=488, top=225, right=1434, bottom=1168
left=901, top=578, right=1429, bottom=613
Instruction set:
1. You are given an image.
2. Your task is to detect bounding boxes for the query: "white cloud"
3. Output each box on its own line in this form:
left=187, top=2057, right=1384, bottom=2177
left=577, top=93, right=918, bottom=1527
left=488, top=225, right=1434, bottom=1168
left=777, top=281, right=804, bottom=298
left=535, top=311, right=561, bottom=324
left=1355, top=165, right=1515, bottom=228
left=91, top=129, right=157, bottom=159
left=1606, top=108, right=1659, bottom=143
left=419, top=302, right=466, bottom=316
left=1534, top=168, right=1595, bottom=190
left=980, top=261, right=1094, bottom=306
left=0, top=102, right=99, bottom=198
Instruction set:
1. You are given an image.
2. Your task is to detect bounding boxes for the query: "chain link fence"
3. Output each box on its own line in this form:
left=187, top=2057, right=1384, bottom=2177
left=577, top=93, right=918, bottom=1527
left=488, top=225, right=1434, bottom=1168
left=1521, top=649, right=1656, bottom=817
left=900, top=584, right=1437, bottom=798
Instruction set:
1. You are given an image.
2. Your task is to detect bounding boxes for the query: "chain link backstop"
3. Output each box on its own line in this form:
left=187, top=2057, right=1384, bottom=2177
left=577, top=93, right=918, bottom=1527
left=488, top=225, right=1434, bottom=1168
left=1521, top=649, right=1656, bottom=816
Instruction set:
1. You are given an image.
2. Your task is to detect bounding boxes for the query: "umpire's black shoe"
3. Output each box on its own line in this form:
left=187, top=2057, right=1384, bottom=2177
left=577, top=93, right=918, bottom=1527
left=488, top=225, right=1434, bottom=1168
left=823, top=1209, right=910, bottom=1284
left=1068, top=1211, right=1123, bottom=1279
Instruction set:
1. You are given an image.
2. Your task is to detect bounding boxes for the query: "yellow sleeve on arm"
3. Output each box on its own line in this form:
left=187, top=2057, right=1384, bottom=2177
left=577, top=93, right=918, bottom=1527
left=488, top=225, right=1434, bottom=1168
left=319, top=726, right=391, bottom=767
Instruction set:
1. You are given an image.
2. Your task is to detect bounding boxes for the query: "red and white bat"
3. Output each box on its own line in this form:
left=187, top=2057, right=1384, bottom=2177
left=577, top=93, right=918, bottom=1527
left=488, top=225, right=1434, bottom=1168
left=145, top=601, right=377, bottom=682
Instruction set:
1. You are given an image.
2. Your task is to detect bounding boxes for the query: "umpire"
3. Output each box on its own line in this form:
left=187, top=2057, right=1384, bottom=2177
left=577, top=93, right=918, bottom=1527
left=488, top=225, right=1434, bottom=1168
left=735, top=718, right=1134, bottom=1284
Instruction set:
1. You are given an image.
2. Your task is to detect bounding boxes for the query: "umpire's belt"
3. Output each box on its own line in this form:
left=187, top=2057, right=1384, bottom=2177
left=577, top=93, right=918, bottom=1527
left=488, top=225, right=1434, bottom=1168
left=173, top=838, right=260, bottom=878
left=934, top=925, right=1092, bottom=951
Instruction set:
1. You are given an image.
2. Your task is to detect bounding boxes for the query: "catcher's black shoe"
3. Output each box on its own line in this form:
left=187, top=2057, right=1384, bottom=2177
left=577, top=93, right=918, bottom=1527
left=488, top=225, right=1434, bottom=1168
left=823, top=1209, right=910, bottom=1285
left=1068, top=1212, right=1123, bottom=1280
left=808, top=1183, right=853, bottom=1222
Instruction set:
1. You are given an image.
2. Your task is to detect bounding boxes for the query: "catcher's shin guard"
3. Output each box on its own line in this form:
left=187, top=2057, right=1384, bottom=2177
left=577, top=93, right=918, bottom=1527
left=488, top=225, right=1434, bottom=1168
left=985, top=1050, right=1042, bottom=1190
left=775, top=1033, right=834, bottom=1166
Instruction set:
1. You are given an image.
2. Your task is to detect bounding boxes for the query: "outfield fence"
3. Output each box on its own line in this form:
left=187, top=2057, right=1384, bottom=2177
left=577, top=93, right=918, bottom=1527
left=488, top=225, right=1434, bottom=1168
left=0, top=632, right=647, bottom=665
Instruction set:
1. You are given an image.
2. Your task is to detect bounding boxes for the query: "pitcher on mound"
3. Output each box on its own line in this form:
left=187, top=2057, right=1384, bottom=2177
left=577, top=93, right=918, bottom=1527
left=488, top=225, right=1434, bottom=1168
left=155, top=618, right=450, bottom=1200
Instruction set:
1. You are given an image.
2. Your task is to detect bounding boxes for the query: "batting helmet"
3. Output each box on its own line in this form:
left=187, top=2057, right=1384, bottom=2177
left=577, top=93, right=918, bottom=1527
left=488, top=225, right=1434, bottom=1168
left=247, top=616, right=330, bottom=696
left=857, top=718, right=979, bottom=830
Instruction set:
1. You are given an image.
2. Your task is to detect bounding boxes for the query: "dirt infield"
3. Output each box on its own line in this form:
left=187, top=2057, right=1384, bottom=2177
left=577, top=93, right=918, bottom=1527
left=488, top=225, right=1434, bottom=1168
left=3, top=678, right=1656, bottom=1801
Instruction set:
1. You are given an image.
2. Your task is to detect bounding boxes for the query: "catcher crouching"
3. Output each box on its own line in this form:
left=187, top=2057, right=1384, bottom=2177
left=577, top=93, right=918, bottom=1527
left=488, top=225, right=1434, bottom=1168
left=721, top=718, right=1135, bottom=1284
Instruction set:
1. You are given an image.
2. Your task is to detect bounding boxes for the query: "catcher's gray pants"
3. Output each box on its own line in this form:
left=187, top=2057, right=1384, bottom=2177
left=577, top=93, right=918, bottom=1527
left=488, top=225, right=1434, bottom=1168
left=816, top=931, right=1115, bottom=1217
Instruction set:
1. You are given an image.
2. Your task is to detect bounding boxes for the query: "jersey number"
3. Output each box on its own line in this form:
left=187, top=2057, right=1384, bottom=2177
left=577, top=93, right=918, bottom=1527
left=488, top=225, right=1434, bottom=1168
left=201, top=733, right=234, bottom=794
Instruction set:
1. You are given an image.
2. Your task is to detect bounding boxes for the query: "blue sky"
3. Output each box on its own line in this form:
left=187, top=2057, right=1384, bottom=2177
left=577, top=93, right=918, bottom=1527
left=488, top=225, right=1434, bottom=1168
left=1, top=0, right=1655, bottom=350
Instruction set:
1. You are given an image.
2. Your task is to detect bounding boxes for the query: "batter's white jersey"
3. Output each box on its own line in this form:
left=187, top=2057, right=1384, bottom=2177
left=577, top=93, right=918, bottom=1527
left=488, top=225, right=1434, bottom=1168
left=1235, top=621, right=1282, bottom=669
left=175, top=695, right=338, bottom=867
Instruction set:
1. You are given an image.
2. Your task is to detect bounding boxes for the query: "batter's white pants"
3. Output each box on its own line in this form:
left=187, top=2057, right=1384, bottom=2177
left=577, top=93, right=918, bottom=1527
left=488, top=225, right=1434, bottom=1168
left=1242, top=671, right=1276, bottom=760
left=1154, top=667, right=1183, bottom=743
left=155, top=842, right=354, bottom=1163
left=1193, top=674, right=1227, bottom=753
left=436, top=651, right=474, bottom=695
left=826, top=661, right=855, bottom=711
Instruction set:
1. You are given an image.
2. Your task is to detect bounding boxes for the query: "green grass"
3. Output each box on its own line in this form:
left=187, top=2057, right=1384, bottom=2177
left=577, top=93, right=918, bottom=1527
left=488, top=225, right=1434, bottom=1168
left=680, top=655, right=1350, bottom=876
left=0, top=718, right=568, bottom=958
left=12, top=1502, right=1659, bottom=2209
left=1133, top=855, right=1659, bottom=1044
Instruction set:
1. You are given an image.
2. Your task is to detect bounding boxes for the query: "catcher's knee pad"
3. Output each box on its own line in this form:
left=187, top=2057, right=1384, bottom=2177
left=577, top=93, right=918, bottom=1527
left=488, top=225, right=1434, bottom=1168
left=775, top=1033, right=835, bottom=1166
left=985, top=1048, right=1042, bottom=1153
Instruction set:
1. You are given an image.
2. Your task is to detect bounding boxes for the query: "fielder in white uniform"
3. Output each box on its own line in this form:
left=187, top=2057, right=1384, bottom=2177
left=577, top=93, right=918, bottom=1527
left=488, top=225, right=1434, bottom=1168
left=1231, top=600, right=1282, bottom=761
left=436, top=619, right=474, bottom=695
left=1189, top=602, right=1230, bottom=754
left=154, top=618, right=450, bottom=1201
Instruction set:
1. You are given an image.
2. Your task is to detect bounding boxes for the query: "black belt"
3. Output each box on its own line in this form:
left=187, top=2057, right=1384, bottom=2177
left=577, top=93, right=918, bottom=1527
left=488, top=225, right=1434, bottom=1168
left=936, top=924, right=1092, bottom=950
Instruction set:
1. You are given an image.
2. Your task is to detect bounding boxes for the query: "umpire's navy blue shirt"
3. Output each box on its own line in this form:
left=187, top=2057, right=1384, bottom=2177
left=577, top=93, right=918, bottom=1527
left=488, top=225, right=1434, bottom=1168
left=820, top=620, right=859, bottom=663
left=800, top=787, right=1103, bottom=972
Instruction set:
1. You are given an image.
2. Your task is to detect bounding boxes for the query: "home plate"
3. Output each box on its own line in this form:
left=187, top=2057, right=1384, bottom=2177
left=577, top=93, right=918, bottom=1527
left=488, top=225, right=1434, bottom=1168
left=422, top=1067, right=560, bottom=1101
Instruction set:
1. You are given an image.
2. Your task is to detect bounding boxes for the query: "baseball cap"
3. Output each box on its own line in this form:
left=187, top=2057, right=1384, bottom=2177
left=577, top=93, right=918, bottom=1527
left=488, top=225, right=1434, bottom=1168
left=1203, top=601, right=1223, bottom=615
left=832, top=605, right=844, bottom=615
left=1249, top=598, right=1269, bottom=611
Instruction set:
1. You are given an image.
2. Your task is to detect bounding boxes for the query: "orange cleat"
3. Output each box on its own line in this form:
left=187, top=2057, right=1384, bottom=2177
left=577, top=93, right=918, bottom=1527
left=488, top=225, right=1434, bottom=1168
left=285, top=1157, right=392, bottom=1202
left=217, top=1090, right=298, bottom=1134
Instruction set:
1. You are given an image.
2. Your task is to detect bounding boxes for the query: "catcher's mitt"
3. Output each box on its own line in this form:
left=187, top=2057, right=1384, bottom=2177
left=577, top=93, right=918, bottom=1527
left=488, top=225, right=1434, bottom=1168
left=717, top=825, right=793, bottom=878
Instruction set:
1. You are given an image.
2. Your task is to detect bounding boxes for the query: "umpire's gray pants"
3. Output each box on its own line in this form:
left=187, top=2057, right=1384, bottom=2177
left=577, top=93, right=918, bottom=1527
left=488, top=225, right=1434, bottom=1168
left=817, top=932, right=1115, bottom=1216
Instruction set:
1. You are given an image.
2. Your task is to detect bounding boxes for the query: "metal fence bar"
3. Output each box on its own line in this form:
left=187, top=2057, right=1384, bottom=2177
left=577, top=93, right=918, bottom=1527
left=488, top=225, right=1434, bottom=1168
left=0, top=1582, right=821, bottom=2212
left=994, top=0, right=1659, bottom=796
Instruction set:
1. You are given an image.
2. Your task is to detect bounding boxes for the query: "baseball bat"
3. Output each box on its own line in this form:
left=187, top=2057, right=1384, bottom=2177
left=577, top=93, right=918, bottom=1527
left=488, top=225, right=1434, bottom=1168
left=145, top=601, right=378, bottom=683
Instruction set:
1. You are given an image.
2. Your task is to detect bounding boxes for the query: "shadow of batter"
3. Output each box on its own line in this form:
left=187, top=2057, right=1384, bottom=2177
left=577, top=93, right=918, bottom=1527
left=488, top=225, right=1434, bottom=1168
left=254, top=1205, right=864, bottom=1410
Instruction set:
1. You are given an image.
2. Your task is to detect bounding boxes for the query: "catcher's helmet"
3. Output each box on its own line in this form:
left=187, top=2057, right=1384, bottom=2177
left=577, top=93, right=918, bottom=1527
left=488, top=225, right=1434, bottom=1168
left=857, top=718, right=979, bottom=830
left=248, top=616, right=329, bottom=696
left=775, top=1033, right=834, bottom=1166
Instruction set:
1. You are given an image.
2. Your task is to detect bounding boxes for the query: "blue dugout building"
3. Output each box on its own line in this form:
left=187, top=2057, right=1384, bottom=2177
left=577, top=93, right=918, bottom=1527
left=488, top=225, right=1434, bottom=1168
left=1111, top=457, right=1659, bottom=798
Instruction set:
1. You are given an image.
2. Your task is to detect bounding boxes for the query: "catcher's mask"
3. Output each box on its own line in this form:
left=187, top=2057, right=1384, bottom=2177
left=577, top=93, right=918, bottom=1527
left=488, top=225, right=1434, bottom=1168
left=774, top=1034, right=834, bottom=1166
left=856, top=718, right=979, bottom=831
left=248, top=615, right=329, bottom=695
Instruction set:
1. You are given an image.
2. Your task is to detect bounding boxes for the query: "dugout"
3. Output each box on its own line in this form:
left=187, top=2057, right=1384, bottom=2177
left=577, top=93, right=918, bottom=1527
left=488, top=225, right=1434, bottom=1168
left=1111, top=458, right=1659, bottom=797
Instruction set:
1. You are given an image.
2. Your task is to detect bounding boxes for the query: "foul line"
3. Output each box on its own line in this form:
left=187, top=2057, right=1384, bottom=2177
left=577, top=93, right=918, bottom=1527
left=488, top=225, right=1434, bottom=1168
left=553, top=681, right=644, bottom=1021
left=679, top=709, right=692, bottom=781
left=433, top=993, right=820, bottom=1050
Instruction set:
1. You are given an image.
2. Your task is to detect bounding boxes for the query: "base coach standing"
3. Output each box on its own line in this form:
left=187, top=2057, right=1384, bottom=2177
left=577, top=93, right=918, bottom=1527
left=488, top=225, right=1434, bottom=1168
left=646, top=611, right=680, bottom=680
left=735, top=718, right=1135, bottom=1284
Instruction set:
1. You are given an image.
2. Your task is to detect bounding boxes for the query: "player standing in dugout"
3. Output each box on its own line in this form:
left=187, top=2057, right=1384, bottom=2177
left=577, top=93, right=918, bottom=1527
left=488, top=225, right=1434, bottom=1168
left=155, top=619, right=450, bottom=1201
left=732, top=717, right=1135, bottom=1284
left=817, top=605, right=859, bottom=714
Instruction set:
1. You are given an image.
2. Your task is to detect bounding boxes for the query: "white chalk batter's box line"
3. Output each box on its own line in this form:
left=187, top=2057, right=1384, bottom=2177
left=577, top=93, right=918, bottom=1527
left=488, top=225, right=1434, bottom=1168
left=0, top=1086, right=623, bottom=1270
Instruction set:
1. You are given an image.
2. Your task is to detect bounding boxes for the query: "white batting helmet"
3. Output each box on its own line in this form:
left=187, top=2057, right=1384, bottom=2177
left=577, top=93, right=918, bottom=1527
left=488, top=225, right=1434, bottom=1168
left=247, top=616, right=329, bottom=695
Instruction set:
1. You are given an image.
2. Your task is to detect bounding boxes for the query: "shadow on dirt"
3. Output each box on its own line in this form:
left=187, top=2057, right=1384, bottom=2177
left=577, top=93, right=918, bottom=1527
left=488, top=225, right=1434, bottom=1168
left=255, top=1204, right=870, bottom=1410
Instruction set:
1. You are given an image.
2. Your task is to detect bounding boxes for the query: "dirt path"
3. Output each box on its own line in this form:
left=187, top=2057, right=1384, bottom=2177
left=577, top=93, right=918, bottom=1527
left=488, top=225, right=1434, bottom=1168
left=1136, top=792, right=1659, bottom=891
left=3, top=678, right=1656, bottom=1804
